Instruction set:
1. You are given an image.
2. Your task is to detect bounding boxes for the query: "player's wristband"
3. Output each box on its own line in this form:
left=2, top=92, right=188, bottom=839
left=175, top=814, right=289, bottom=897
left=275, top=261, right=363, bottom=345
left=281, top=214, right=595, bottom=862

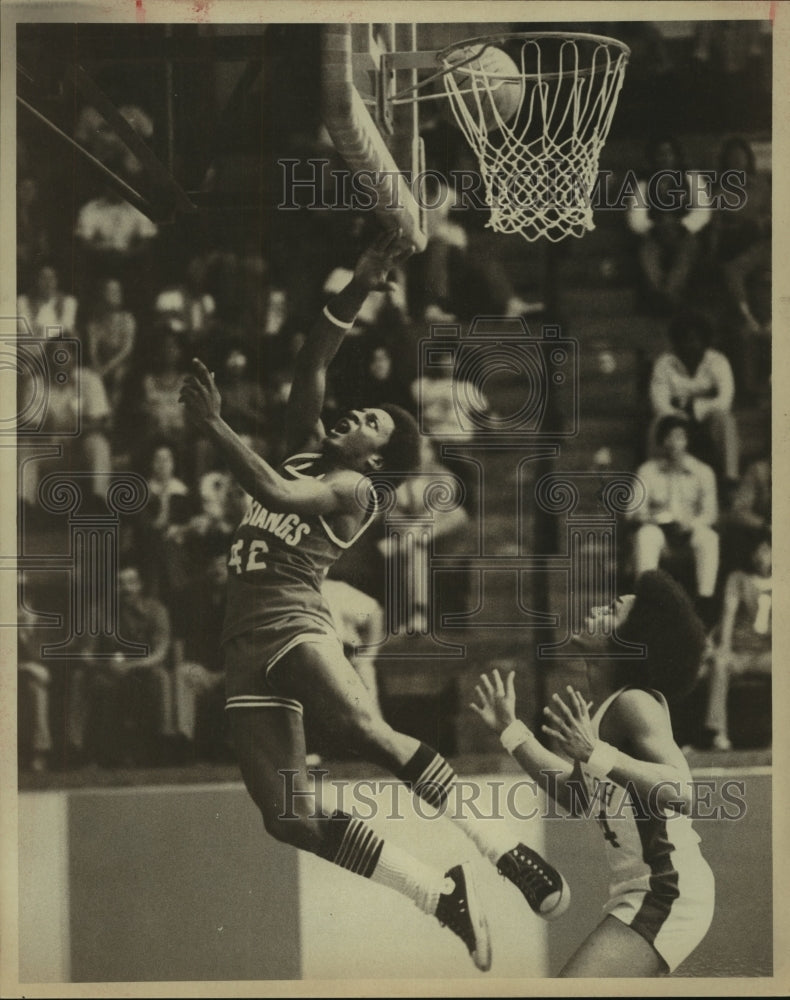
left=322, top=304, right=356, bottom=330
left=499, top=720, right=530, bottom=755
left=585, top=740, right=618, bottom=779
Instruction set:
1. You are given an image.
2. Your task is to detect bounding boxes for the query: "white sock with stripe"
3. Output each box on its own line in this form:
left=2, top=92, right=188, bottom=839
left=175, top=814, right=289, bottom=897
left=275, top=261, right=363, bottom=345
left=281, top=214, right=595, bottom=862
left=369, top=842, right=453, bottom=916
left=331, top=814, right=450, bottom=915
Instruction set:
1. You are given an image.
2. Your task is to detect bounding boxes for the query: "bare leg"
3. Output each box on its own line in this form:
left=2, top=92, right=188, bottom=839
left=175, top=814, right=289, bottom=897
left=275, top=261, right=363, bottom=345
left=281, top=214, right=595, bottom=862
left=271, top=641, right=420, bottom=771
left=270, top=640, right=533, bottom=877
left=229, top=705, right=336, bottom=851
left=689, top=525, right=720, bottom=597
left=704, top=653, right=730, bottom=737
left=227, top=705, right=479, bottom=957
left=559, top=915, right=667, bottom=978
left=704, top=410, right=740, bottom=482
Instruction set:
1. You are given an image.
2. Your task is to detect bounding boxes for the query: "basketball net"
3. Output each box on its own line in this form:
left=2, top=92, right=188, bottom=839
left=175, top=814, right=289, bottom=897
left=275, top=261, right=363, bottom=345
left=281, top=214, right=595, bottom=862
left=440, top=34, right=629, bottom=242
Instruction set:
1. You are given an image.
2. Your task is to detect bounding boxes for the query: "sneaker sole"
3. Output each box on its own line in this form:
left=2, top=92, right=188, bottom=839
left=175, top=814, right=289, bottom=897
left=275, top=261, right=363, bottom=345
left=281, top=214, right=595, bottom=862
left=460, top=862, right=492, bottom=972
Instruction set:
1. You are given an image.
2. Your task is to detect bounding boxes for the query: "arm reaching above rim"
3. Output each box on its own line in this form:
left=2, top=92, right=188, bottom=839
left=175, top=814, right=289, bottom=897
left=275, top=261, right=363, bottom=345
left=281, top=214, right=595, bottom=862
left=180, top=358, right=367, bottom=520
left=285, top=227, right=414, bottom=454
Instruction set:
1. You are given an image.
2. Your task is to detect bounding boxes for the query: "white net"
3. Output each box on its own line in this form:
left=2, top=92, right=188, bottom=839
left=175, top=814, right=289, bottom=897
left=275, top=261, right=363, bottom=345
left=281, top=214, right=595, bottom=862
left=439, top=33, right=629, bottom=242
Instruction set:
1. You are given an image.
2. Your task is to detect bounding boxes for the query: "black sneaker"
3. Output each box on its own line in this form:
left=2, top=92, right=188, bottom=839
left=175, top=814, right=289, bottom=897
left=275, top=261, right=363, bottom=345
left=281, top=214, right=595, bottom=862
left=497, top=843, right=570, bottom=920
left=435, top=863, right=492, bottom=972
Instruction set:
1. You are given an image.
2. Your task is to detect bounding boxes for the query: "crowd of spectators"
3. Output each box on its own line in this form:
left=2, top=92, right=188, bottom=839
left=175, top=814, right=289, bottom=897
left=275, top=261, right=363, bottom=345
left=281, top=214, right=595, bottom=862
left=17, top=76, right=771, bottom=772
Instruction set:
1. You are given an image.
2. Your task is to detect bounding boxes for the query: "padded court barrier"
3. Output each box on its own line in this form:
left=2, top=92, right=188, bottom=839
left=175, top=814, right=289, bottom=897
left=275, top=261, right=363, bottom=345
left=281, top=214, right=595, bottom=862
left=18, top=771, right=771, bottom=982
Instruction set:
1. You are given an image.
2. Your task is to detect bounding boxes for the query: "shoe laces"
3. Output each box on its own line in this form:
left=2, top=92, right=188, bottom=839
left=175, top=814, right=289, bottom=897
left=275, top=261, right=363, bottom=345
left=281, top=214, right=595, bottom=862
left=503, top=846, right=557, bottom=899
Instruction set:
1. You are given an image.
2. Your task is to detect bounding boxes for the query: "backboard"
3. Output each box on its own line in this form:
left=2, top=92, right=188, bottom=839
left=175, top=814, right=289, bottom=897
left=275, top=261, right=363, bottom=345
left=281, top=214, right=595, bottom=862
left=322, top=24, right=428, bottom=252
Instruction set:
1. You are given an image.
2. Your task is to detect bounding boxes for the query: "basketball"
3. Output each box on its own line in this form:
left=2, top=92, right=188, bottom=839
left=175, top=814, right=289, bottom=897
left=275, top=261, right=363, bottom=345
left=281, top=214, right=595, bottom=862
left=443, top=44, right=524, bottom=133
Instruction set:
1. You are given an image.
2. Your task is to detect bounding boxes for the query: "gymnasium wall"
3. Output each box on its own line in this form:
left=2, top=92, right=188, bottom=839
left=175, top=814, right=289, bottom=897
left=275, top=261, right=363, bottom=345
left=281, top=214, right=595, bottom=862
left=17, top=772, right=771, bottom=985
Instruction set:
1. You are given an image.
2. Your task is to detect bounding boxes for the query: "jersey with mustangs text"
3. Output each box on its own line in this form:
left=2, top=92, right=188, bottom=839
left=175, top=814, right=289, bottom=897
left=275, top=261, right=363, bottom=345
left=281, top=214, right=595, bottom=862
left=221, top=453, right=378, bottom=643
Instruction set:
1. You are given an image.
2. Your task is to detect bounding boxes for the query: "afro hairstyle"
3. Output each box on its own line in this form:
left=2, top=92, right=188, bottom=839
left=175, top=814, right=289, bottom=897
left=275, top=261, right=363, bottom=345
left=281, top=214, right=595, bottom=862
left=377, top=403, right=421, bottom=474
left=616, top=569, right=708, bottom=703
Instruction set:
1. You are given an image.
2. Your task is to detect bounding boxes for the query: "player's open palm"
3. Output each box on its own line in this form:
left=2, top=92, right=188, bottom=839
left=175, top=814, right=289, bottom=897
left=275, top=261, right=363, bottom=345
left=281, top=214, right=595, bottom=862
left=180, top=357, right=222, bottom=426
left=354, top=227, right=414, bottom=292
left=470, top=669, right=517, bottom=735
left=542, top=687, right=596, bottom=763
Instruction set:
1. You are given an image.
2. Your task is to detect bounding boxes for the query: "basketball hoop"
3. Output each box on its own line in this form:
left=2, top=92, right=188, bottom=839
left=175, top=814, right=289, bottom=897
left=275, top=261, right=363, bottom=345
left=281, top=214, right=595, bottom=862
left=437, top=32, right=630, bottom=242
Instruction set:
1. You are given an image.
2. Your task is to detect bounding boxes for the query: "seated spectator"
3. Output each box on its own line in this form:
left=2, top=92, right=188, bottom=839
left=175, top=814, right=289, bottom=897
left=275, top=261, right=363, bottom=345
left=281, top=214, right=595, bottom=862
left=626, top=135, right=712, bottom=313
left=135, top=443, right=193, bottom=600
left=704, top=532, right=771, bottom=750
left=171, top=551, right=229, bottom=761
left=137, top=329, right=192, bottom=468
left=410, top=179, right=469, bottom=323
left=74, top=183, right=158, bottom=256
left=709, top=136, right=771, bottom=399
left=718, top=454, right=771, bottom=574
left=19, top=341, right=112, bottom=511
left=411, top=373, right=489, bottom=443
left=323, top=578, right=386, bottom=715
left=648, top=311, right=739, bottom=485
left=73, top=183, right=158, bottom=308
left=17, top=606, right=52, bottom=772
left=174, top=470, right=248, bottom=577
left=710, top=137, right=771, bottom=333
left=17, top=263, right=77, bottom=338
left=153, top=254, right=217, bottom=356
left=216, top=346, right=268, bottom=439
left=729, top=455, right=771, bottom=532
left=377, top=435, right=472, bottom=632
left=188, top=345, right=271, bottom=482
left=409, top=178, right=537, bottom=322
left=17, top=175, right=51, bottom=293
left=86, top=277, right=136, bottom=410
left=91, top=565, right=174, bottom=767
left=628, top=414, right=719, bottom=627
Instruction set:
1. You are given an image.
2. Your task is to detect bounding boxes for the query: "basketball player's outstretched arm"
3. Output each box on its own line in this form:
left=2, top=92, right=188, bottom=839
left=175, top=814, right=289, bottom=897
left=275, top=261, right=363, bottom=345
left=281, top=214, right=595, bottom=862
left=470, top=670, right=582, bottom=815
left=473, top=671, right=694, bottom=815
left=285, top=227, right=413, bottom=453
left=181, top=359, right=364, bottom=518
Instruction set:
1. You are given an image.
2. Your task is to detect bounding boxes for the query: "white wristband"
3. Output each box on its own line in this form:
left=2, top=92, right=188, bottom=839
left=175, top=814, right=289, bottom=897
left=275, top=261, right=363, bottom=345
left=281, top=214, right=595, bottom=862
left=322, top=304, right=356, bottom=330
left=500, top=720, right=530, bottom=755
left=585, top=740, right=618, bottom=779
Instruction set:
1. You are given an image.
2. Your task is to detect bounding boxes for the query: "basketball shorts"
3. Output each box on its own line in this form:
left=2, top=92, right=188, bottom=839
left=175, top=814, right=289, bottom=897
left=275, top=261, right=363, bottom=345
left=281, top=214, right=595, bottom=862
left=223, top=613, right=344, bottom=717
left=603, top=853, right=715, bottom=972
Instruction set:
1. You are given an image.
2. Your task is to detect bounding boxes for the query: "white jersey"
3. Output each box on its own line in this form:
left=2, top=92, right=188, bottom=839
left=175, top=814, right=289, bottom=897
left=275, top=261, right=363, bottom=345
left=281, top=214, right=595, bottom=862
left=574, top=686, right=715, bottom=971
left=578, top=686, right=702, bottom=898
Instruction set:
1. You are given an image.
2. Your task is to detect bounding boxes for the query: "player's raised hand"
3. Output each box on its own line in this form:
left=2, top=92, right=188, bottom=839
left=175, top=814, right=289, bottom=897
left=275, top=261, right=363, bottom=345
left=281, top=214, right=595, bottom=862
left=541, top=687, right=596, bottom=763
left=470, top=669, right=518, bottom=735
left=179, top=357, right=222, bottom=426
left=353, top=226, right=415, bottom=293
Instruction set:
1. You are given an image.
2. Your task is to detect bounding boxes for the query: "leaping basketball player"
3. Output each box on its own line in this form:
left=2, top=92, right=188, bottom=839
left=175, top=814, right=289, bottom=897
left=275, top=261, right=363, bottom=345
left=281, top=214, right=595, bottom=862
left=472, top=569, right=715, bottom=977
left=180, top=228, right=569, bottom=973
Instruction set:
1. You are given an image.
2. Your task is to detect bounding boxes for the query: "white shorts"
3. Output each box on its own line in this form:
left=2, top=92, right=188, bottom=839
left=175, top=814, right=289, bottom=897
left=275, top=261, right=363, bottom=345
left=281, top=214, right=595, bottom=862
left=604, top=854, right=716, bottom=972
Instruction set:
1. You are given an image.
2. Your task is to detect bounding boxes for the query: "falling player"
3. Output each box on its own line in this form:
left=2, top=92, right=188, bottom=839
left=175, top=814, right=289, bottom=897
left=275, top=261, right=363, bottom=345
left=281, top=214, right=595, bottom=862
left=180, top=228, right=569, bottom=973
left=472, top=570, right=715, bottom=977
